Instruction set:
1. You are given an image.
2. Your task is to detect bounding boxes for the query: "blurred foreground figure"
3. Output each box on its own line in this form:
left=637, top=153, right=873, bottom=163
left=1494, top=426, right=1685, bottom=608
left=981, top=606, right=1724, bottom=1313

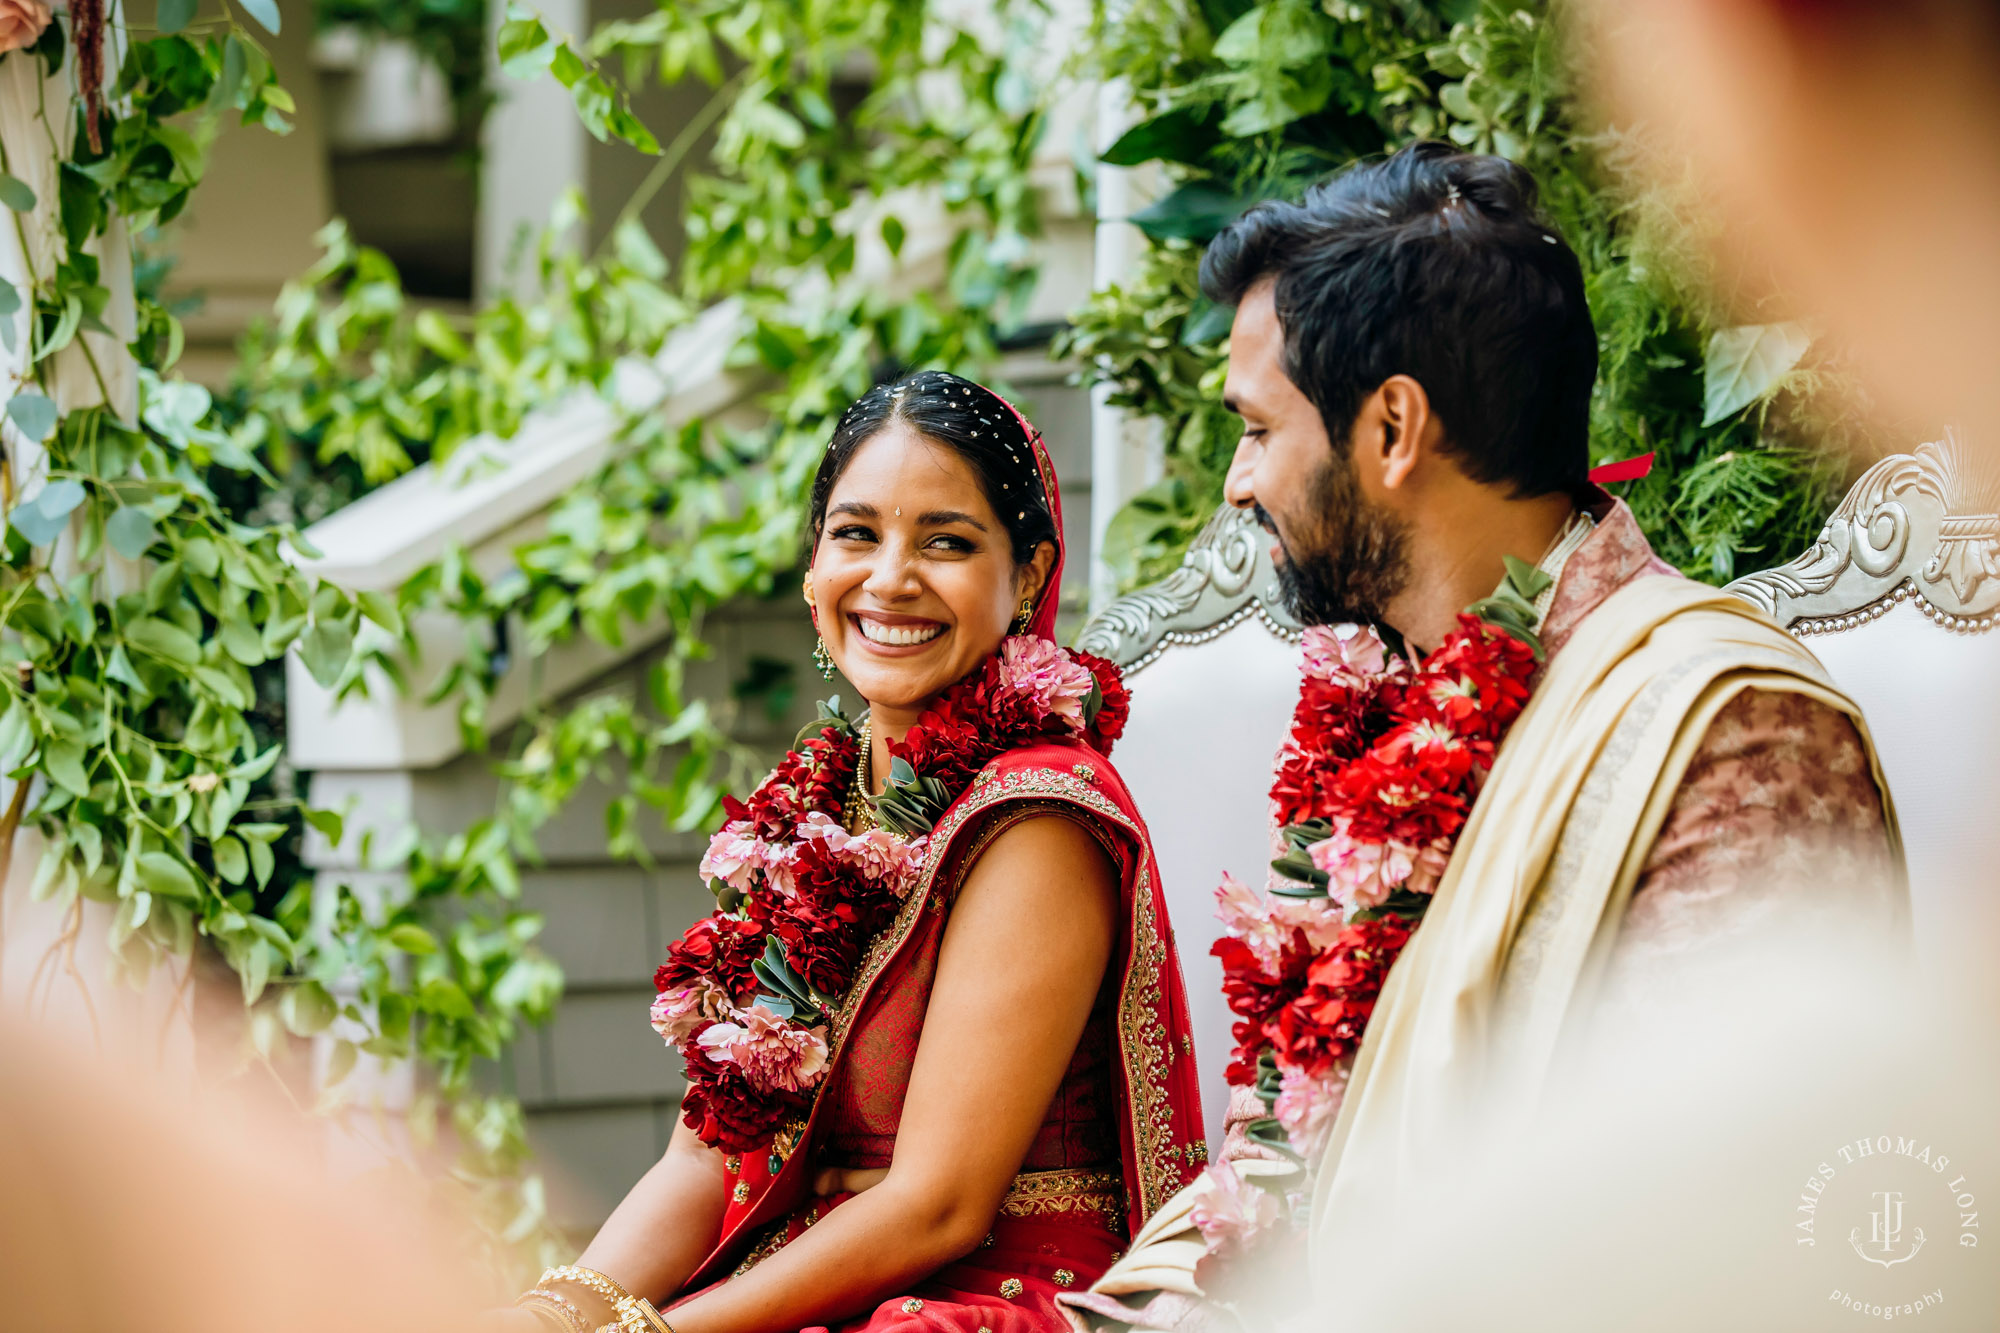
left=1577, top=0, right=2000, bottom=445
left=1329, top=928, right=2000, bottom=1331
left=0, top=1014, right=493, bottom=1333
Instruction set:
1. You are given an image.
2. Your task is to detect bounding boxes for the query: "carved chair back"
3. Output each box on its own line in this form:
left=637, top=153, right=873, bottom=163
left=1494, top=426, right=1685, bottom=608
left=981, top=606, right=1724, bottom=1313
left=1725, top=430, right=2000, bottom=970
left=1077, top=506, right=1302, bottom=1143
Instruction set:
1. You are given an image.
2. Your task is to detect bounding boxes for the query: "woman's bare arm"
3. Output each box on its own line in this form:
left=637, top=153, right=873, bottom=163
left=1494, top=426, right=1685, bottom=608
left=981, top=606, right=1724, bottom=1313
left=662, top=812, right=1119, bottom=1333
left=568, top=1120, right=731, bottom=1305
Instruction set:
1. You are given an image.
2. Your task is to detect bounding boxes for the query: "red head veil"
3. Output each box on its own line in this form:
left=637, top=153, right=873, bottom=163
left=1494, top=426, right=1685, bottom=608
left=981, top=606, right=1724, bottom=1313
left=981, top=387, right=1067, bottom=643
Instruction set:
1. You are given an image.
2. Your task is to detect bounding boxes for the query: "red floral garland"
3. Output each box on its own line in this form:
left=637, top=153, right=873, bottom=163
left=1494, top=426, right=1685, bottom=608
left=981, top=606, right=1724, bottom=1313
left=652, top=639, right=1129, bottom=1153
left=1212, top=612, right=1538, bottom=1157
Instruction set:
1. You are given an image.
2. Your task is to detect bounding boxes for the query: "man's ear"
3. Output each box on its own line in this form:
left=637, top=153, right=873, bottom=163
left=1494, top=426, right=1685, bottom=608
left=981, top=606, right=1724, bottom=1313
left=1357, top=374, right=1435, bottom=494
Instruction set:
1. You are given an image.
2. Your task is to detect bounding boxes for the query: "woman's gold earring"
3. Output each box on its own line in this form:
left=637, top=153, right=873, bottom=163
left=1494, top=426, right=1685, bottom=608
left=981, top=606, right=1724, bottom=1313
left=813, top=636, right=836, bottom=680
left=1013, top=599, right=1034, bottom=635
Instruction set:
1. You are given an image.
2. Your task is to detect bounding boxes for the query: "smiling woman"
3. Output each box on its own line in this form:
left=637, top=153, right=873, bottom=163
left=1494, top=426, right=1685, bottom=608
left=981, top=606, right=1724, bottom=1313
left=807, top=374, right=1060, bottom=747
left=500, top=373, right=1208, bottom=1333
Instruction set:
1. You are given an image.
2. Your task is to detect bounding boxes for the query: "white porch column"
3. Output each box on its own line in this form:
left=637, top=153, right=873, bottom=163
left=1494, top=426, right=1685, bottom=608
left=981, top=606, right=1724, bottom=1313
left=478, top=0, right=590, bottom=300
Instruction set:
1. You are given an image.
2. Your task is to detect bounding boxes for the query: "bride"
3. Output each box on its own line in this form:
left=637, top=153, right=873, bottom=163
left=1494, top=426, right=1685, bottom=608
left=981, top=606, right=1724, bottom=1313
left=506, top=371, right=1207, bottom=1333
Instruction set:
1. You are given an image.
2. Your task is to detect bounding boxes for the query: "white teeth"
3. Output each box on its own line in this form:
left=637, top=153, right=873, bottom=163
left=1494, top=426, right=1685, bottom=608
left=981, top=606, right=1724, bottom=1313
left=857, top=619, right=943, bottom=647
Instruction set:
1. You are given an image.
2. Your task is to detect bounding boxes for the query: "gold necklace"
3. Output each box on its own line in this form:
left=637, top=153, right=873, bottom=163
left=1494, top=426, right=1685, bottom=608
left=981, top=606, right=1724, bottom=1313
left=845, top=714, right=878, bottom=834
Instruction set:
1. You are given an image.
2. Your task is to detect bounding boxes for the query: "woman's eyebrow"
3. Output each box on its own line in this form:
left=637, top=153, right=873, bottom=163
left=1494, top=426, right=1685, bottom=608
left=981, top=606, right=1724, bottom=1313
left=827, top=501, right=878, bottom=519
left=919, top=509, right=989, bottom=531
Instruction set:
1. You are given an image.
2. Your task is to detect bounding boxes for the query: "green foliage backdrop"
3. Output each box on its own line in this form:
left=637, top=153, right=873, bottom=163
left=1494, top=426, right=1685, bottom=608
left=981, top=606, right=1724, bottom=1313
left=1062, top=0, right=1867, bottom=591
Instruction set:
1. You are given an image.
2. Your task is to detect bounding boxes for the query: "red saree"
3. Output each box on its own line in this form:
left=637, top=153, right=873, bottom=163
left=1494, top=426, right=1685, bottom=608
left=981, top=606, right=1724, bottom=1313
left=670, top=388, right=1207, bottom=1330
left=675, top=736, right=1209, bottom=1328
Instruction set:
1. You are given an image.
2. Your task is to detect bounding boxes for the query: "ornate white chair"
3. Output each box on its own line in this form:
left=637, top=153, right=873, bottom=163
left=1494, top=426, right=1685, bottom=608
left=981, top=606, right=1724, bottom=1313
left=1076, top=507, right=1302, bottom=1146
left=1725, top=430, right=2000, bottom=973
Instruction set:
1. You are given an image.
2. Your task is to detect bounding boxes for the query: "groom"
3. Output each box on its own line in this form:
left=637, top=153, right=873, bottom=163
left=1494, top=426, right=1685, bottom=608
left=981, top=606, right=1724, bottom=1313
left=1066, top=142, right=1903, bottom=1329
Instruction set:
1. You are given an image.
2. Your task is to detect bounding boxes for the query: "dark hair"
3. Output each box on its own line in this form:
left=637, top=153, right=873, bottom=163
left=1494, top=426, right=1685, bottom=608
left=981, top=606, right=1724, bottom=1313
left=1199, top=141, right=1597, bottom=497
left=807, top=370, right=1058, bottom=565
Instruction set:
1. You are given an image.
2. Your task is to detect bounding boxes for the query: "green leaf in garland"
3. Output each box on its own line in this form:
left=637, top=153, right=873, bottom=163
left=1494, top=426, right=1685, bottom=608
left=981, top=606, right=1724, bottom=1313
left=793, top=694, right=853, bottom=749
left=1081, top=673, right=1104, bottom=727
left=751, top=936, right=827, bottom=1025
left=1244, top=1116, right=1306, bottom=1165
left=1465, top=554, right=1550, bottom=660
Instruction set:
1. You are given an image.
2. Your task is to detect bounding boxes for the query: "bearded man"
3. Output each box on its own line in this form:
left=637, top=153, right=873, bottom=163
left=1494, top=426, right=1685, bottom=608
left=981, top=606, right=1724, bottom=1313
left=1062, top=142, right=1905, bottom=1332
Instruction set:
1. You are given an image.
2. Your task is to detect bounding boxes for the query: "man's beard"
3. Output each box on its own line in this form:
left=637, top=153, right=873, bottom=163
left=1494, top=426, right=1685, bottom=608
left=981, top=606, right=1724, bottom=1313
left=1260, top=451, right=1412, bottom=629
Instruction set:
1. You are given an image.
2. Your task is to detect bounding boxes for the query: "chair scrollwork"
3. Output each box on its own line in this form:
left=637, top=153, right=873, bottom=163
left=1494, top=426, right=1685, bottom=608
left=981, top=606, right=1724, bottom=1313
left=1076, top=504, right=1302, bottom=673
left=1725, top=429, right=2000, bottom=637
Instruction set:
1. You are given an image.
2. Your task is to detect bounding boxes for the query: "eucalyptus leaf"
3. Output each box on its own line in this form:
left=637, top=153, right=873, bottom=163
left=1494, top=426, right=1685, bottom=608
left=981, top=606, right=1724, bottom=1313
left=0, top=172, right=34, bottom=212
left=157, top=0, right=196, bottom=34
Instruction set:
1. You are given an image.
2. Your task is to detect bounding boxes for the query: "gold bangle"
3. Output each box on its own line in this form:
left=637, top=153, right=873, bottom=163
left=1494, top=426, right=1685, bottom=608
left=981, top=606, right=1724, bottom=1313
left=616, top=1295, right=675, bottom=1333
left=515, top=1290, right=592, bottom=1333
left=539, top=1265, right=635, bottom=1310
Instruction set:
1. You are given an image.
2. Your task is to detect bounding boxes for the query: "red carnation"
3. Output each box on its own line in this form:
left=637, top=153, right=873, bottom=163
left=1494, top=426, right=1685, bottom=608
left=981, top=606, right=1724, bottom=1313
left=1265, top=916, right=1412, bottom=1077
left=1214, top=927, right=1314, bottom=1084
left=678, top=1031, right=810, bottom=1153
left=655, top=915, right=768, bottom=1005
left=1074, top=650, right=1131, bottom=754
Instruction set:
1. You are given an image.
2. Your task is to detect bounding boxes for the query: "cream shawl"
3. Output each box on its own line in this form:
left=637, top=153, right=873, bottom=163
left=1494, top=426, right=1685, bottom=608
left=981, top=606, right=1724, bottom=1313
left=1305, top=573, right=1903, bottom=1279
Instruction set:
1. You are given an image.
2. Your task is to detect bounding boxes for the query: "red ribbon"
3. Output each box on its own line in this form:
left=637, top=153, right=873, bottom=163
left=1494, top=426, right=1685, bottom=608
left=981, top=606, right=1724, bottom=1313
left=1588, top=452, right=1655, bottom=484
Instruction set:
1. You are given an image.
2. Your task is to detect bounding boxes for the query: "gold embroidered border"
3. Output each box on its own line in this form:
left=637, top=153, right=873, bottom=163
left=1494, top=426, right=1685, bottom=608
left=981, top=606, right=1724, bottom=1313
left=998, top=1168, right=1126, bottom=1221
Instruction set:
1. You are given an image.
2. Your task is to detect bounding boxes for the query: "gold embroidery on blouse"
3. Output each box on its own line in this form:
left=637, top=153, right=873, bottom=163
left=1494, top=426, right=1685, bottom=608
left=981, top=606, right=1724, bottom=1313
left=997, top=1167, right=1125, bottom=1222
